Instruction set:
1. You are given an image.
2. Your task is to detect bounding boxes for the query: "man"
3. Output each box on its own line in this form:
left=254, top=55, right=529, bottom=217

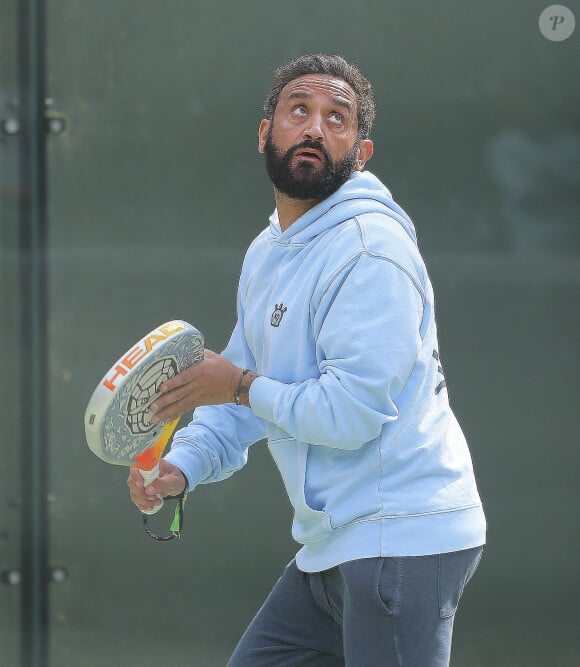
left=128, top=54, right=486, bottom=666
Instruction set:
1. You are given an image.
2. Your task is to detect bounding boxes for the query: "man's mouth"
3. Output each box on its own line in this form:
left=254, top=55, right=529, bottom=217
left=293, top=148, right=324, bottom=163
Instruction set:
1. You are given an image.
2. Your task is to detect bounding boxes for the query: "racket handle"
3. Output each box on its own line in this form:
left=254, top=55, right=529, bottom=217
left=139, top=464, right=163, bottom=515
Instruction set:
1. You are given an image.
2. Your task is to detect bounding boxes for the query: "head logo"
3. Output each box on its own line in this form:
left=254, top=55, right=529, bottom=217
left=271, top=303, right=287, bottom=327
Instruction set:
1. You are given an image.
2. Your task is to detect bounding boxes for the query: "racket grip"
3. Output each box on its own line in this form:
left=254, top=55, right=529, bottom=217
left=139, top=464, right=164, bottom=515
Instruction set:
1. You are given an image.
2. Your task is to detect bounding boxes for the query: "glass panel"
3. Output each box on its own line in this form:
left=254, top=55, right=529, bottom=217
left=41, top=2, right=579, bottom=666
left=44, top=3, right=292, bottom=665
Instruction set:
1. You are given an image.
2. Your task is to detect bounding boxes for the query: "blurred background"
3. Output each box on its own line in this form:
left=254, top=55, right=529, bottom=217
left=1, top=1, right=578, bottom=665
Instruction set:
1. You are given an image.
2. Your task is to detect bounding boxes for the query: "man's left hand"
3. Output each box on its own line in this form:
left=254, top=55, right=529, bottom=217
left=150, top=349, right=240, bottom=423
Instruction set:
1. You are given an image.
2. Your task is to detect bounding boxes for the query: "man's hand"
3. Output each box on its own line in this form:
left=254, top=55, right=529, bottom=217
left=127, top=459, right=188, bottom=513
left=150, top=349, right=241, bottom=424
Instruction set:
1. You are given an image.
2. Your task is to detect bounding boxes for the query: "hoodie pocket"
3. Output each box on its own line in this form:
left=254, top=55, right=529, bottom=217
left=304, top=438, right=383, bottom=529
left=268, top=438, right=332, bottom=544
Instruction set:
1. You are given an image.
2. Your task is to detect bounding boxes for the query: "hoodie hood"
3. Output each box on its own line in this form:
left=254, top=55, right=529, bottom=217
left=269, top=170, right=417, bottom=246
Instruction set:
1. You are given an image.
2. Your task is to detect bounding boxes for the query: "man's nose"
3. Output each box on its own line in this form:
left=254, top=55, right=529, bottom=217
left=303, top=113, right=323, bottom=141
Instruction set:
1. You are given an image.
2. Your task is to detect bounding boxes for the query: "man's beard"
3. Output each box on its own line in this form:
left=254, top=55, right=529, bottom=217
left=263, top=128, right=360, bottom=201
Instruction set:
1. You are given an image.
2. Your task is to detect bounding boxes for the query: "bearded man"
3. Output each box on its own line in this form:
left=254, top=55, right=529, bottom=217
left=128, top=54, right=486, bottom=667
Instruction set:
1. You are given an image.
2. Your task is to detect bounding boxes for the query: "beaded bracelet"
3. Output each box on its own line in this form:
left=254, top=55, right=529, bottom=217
left=234, top=369, right=250, bottom=405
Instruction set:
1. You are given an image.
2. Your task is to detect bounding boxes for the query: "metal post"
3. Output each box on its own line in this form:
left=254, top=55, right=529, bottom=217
left=18, top=0, right=49, bottom=665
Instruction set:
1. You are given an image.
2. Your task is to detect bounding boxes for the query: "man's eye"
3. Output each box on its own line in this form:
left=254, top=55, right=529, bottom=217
left=291, top=105, right=307, bottom=116
left=329, top=112, right=344, bottom=124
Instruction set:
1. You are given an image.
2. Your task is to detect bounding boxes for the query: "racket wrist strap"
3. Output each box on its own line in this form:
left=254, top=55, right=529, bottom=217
left=143, top=495, right=186, bottom=542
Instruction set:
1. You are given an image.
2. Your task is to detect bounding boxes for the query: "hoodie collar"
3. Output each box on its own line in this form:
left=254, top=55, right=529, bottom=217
left=268, top=171, right=417, bottom=246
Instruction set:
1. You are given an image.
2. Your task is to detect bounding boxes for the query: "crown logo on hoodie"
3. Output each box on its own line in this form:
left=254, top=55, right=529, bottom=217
left=271, top=303, right=287, bottom=327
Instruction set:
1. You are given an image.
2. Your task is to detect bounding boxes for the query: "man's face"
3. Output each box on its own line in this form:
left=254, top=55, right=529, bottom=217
left=262, top=124, right=360, bottom=201
left=258, top=74, right=373, bottom=201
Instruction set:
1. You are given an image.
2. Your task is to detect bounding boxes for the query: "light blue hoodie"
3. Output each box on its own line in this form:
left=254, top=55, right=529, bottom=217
left=165, top=171, right=486, bottom=573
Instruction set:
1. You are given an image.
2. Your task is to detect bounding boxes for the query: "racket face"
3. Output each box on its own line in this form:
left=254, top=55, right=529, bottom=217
left=84, top=320, right=204, bottom=466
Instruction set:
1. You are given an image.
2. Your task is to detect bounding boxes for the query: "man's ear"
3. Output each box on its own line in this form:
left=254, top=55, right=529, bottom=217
left=355, top=139, right=373, bottom=171
left=258, top=119, right=270, bottom=154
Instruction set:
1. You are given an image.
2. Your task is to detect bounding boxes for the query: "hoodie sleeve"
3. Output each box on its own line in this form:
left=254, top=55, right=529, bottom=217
left=164, top=317, right=267, bottom=491
left=249, top=251, right=425, bottom=450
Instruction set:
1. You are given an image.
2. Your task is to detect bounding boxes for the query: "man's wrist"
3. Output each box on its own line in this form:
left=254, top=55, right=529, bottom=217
left=165, top=468, right=188, bottom=500
left=234, top=369, right=259, bottom=407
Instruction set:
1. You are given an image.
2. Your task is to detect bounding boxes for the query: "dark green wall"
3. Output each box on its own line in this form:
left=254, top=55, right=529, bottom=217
left=1, top=1, right=578, bottom=665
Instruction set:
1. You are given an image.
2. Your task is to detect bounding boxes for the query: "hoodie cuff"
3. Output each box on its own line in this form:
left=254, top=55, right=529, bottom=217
left=164, top=447, right=207, bottom=493
left=249, top=375, right=284, bottom=423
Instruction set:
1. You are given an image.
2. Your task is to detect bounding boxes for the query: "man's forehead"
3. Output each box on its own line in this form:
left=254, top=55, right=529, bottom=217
left=279, top=74, right=357, bottom=108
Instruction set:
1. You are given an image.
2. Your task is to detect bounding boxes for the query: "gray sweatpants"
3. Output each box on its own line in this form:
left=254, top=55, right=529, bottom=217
left=228, top=547, right=483, bottom=666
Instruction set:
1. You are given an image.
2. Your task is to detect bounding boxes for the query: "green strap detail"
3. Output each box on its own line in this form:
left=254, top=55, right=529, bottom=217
left=170, top=496, right=186, bottom=533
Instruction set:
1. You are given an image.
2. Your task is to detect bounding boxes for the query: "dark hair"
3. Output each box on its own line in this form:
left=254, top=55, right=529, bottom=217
left=263, top=54, right=375, bottom=139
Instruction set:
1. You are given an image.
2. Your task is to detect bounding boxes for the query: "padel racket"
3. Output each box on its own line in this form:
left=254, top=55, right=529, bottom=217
left=84, top=320, right=204, bottom=539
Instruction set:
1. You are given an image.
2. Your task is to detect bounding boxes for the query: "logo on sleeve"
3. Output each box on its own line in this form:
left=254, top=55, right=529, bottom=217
left=271, top=303, right=287, bottom=327
left=432, top=349, right=447, bottom=395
